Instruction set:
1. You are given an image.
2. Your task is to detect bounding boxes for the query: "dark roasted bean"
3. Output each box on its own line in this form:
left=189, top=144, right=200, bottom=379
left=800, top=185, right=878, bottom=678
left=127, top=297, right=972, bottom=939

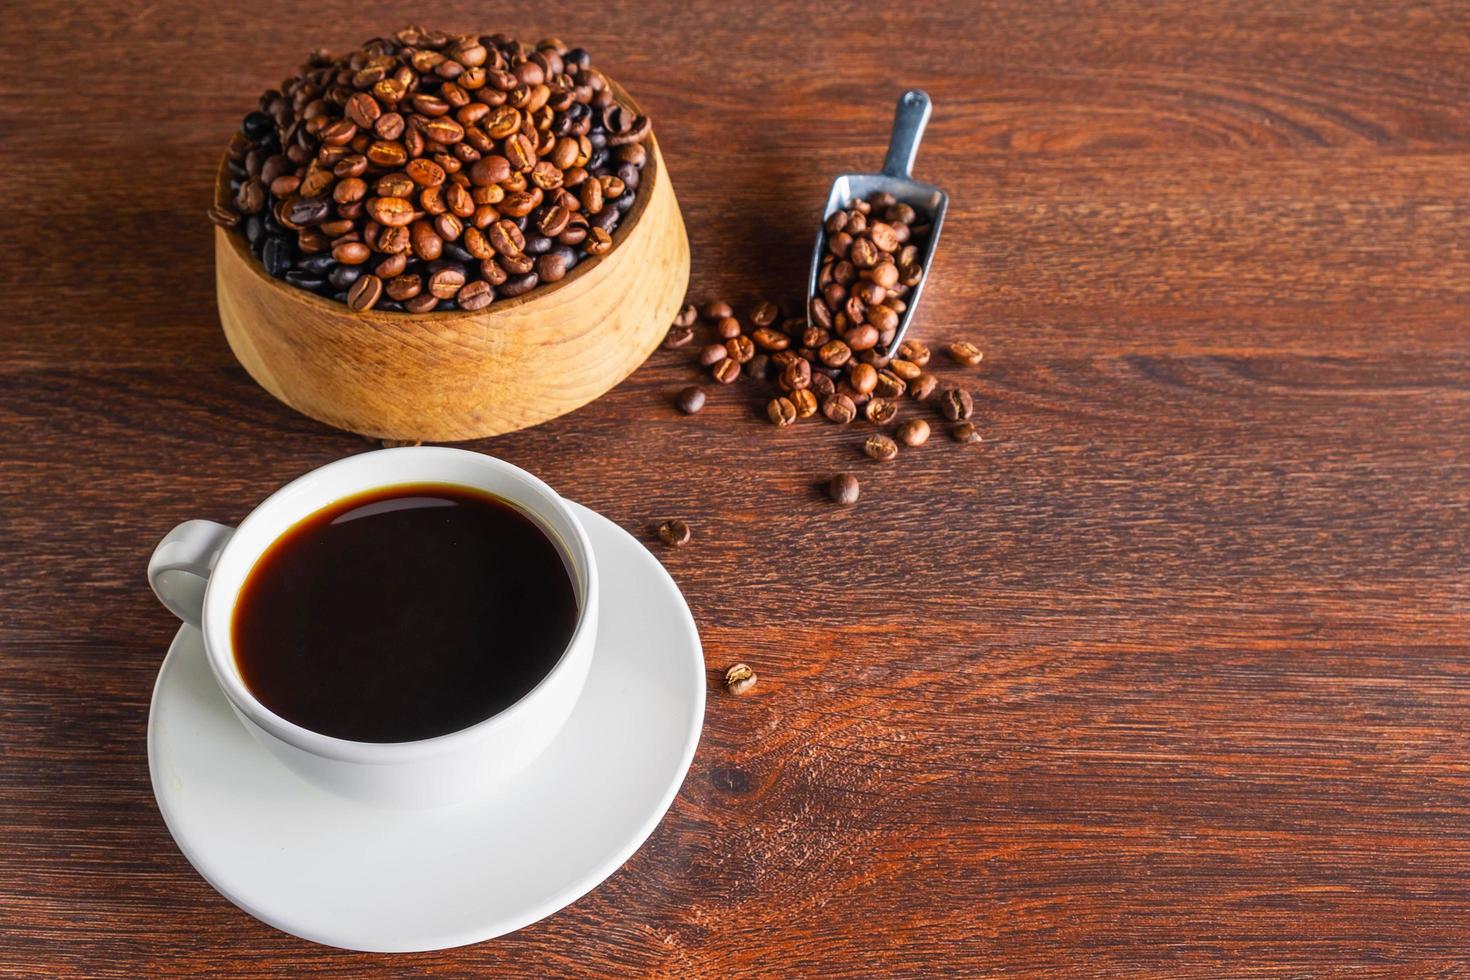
left=675, top=386, right=705, bottom=414
left=822, top=394, right=857, bottom=424
left=939, top=387, right=974, bottom=421
left=951, top=421, right=982, bottom=443
left=346, top=273, right=383, bottom=311
left=828, top=473, right=860, bottom=505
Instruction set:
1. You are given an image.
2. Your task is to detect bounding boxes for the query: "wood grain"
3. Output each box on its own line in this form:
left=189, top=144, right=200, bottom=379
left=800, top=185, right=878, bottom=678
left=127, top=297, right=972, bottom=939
left=3, top=0, right=1470, bottom=975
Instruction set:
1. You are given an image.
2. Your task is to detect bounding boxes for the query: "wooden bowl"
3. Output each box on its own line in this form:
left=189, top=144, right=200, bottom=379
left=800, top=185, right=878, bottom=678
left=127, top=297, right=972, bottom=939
left=214, top=92, right=689, bottom=442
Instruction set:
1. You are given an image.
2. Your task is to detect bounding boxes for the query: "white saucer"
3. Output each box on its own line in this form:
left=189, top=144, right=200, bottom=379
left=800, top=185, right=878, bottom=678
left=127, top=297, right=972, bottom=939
left=147, top=501, right=705, bottom=952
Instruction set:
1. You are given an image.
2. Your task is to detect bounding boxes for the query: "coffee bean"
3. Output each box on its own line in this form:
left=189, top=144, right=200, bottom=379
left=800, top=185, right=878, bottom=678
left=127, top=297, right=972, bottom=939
left=328, top=263, right=364, bottom=290
left=767, top=397, right=797, bottom=427
left=674, top=303, right=698, bottom=328
left=457, top=279, right=495, bottom=310
left=499, top=272, right=540, bottom=297
left=698, top=343, right=727, bottom=368
left=809, top=297, right=833, bottom=331
left=207, top=204, right=240, bottom=228
left=711, top=358, right=741, bottom=384
left=262, top=236, right=292, bottom=277
left=948, top=341, right=984, bottom=366
left=726, top=335, right=755, bottom=364
left=715, top=317, right=742, bottom=340
left=750, top=300, right=780, bottom=327
left=779, top=359, right=811, bottom=392
left=404, top=292, right=440, bottom=313
left=822, top=393, right=857, bottom=424
left=283, top=270, right=326, bottom=291
left=910, top=373, right=939, bottom=401
left=865, top=398, right=898, bottom=425
left=952, top=421, right=982, bottom=443
left=939, top=387, right=974, bottom=421
left=818, top=339, right=852, bottom=368
left=724, top=663, right=757, bottom=696
left=865, top=434, right=898, bottom=461
left=849, top=362, right=878, bottom=395
left=664, top=325, right=695, bottom=349
left=701, top=300, right=733, bottom=321
left=889, top=358, right=922, bottom=381
left=828, top=473, right=860, bottom=505
left=789, top=388, right=819, bottom=418
left=658, top=518, right=691, bottom=546
left=537, top=247, right=574, bottom=282
left=874, top=369, right=906, bottom=399
left=897, top=418, right=930, bottom=446
left=746, top=353, right=771, bottom=381
left=811, top=372, right=836, bottom=399
left=427, top=263, right=467, bottom=299
left=675, top=386, right=705, bottom=414
left=751, top=327, right=789, bottom=351
left=845, top=324, right=880, bottom=351
left=347, top=273, right=383, bottom=311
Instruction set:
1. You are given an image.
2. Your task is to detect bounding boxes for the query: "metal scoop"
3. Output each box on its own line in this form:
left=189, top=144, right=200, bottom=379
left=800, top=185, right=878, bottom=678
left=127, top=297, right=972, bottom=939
left=807, top=89, right=947, bottom=356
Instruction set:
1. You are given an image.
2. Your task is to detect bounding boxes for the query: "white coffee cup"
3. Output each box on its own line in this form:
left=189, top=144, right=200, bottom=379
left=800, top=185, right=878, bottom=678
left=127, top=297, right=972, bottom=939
left=147, top=447, right=598, bottom=809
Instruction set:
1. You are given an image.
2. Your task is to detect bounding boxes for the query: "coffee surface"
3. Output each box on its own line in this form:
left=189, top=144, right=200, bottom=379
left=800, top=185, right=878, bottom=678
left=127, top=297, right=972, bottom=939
left=232, top=483, right=577, bottom=743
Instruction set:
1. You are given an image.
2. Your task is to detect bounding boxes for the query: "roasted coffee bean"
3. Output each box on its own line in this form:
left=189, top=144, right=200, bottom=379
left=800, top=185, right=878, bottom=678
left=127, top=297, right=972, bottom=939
left=865, top=434, right=899, bottom=461
left=221, top=32, right=651, bottom=311
left=897, top=418, right=930, bottom=446
left=789, top=388, right=819, bottom=418
left=779, top=358, right=811, bottom=392
left=715, top=317, right=742, bottom=341
left=751, top=326, right=789, bottom=351
left=347, top=273, right=383, bottom=311
left=889, top=358, right=922, bottom=381
left=674, top=303, right=698, bottom=328
left=951, top=421, right=982, bottom=443
left=675, top=386, right=705, bottom=414
left=809, top=297, right=833, bottom=330
left=701, top=300, right=733, bottom=321
left=746, top=353, right=771, bottom=381
left=724, top=663, right=757, bottom=696
left=497, top=272, right=539, bottom=297
left=909, top=372, right=939, bottom=401
left=849, top=362, right=878, bottom=395
left=725, top=335, right=755, bottom=364
left=457, top=279, right=495, bottom=310
left=866, top=304, right=899, bottom=333
left=828, top=473, right=860, bottom=505
left=261, top=236, right=292, bottom=277
left=948, top=341, right=984, bottom=366
left=767, top=397, right=797, bottom=427
left=939, top=387, right=974, bottom=421
left=283, top=270, right=326, bottom=291
left=711, top=358, right=741, bottom=384
left=664, top=325, right=695, bottom=349
left=207, top=204, right=240, bottom=228
left=657, top=518, right=691, bottom=547
left=822, top=393, right=857, bottom=424
left=698, top=343, right=727, bottom=368
left=427, top=263, right=467, bottom=299
left=811, top=372, right=836, bottom=399
left=328, top=263, right=364, bottom=290
left=385, top=273, right=423, bottom=300
left=865, top=398, right=898, bottom=425
left=818, top=340, right=852, bottom=368
left=844, top=324, right=880, bottom=352
left=849, top=236, right=879, bottom=268
left=874, top=369, right=906, bottom=399
left=893, top=339, right=929, bottom=365
left=750, top=300, right=779, bottom=327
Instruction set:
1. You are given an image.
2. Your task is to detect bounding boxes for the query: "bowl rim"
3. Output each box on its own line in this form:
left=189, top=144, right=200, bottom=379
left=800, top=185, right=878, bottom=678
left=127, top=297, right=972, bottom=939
left=215, top=76, right=660, bottom=322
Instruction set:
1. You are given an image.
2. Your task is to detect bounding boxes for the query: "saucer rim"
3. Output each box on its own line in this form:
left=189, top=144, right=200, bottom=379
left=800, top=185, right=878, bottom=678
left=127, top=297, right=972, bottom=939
left=147, top=500, right=706, bottom=952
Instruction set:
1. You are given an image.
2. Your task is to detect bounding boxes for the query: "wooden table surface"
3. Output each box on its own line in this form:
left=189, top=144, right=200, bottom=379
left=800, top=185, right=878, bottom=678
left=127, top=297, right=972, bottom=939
left=5, top=1, right=1470, bottom=975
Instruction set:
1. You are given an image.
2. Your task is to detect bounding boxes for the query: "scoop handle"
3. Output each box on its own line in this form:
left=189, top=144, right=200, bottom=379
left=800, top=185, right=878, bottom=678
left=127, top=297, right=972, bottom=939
left=881, top=90, right=933, bottom=179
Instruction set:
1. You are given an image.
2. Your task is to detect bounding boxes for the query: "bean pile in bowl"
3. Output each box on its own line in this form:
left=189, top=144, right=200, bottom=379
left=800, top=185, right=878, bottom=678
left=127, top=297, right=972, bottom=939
left=210, top=26, right=653, bottom=313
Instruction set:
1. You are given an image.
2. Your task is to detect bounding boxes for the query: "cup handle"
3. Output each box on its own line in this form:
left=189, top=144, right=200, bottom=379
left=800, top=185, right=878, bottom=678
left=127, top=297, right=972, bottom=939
left=148, top=520, right=236, bottom=629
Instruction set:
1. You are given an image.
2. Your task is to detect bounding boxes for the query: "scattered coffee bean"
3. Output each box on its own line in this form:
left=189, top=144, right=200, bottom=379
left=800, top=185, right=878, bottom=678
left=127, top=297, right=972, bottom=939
left=726, top=335, right=755, bottom=364
left=702, top=300, right=733, bottom=320
left=939, top=387, right=974, bottom=421
left=675, top=386, right=706, bottom=414
left=750, top=300, right=779, bottom=327
left=823, top=393, right=857, bottom=424
left=674, top=303, right=698, bottom=328
left=699, top=343, right=728, bottom=368
left=897, top=418, right=930, bottom=446
left=947, top=341, right=984, bottom=366
left=725, top=663, right=757, bottom=696
left=711, top=358, right=741, bottom=384
left=897, top=339, right=930, bottom=366
left=910, top=373, right=939, bottom=401
left=865, top=398, right=898, bottom=424
left=951, top=421, right=982, bottom=443
left=664, top=325, right=696, bottom=349
left=746, top=353, right=771, bottom=380
left=828, top=473, right=860, bottom=505
left=768, top=397, right=798, bottom=427
left=716, top=317, right=742, bottom=340
left=789, top=388, right=819, bottom=418
left=658, top=518, right=691, bottom=547
left=865, top=434, right=898, bottom=461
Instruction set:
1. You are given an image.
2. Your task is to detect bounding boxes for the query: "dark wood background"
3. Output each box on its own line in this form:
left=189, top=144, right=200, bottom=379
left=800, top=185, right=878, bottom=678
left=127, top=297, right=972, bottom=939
left=4, top=1, right=1470, bottom=975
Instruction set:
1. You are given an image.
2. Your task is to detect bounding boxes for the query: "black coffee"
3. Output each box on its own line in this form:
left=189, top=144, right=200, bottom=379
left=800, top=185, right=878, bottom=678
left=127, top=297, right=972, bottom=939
left=231, top=483, right=578, bottom=743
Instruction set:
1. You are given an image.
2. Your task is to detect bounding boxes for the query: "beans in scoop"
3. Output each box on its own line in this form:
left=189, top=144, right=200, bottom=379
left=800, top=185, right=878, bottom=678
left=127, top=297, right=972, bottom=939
left=212, top=27, right=652, bottom=313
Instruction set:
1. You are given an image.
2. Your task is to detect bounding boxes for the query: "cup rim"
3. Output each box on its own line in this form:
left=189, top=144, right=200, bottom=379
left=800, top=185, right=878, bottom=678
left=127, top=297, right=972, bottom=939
left=198, top=447, right=599, bottom=764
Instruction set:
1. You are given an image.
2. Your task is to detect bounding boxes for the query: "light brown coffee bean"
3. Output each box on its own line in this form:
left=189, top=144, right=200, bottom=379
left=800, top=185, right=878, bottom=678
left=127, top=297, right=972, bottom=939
left=864, top=434, right=899, bottom=461
left=822, top=393, right=857, bottom=424
left=366, top=196, right=415, bottom=227
left=725, top=335, right=755, bottom=364
left=948, top=341, right=985, bottom=366
left=952, top=421, right=983, bottom=443
left=751, top=327, right=790, bottom=351
left=828, top=473, right=860, bottom=505
left=715, top=317, right=742, bottom=340
left=457, top=280, right=495, bottom=310
left=658, top=518, right=692, bottom=546
left=767, top=397, right=798, bottom=427
left=779, top=359, right=811, bottom=392
left=711, top=358, right=741, bottom=384
left=897, top=418, right=930, bottom=446
left=865, top=398, right=898, bottom=424
left=849, top=362, right=878, bottom=395
left=789, top=388, right=819, bottom=418
left=940, top=387, right=974, bottom=421
left=346, top=274, right=382, bottom=311
left=910, top=372, right=939, bottom=401
left=845, top=324, right=880, bottom=351
left=889, top=358, right=922, bottom=381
